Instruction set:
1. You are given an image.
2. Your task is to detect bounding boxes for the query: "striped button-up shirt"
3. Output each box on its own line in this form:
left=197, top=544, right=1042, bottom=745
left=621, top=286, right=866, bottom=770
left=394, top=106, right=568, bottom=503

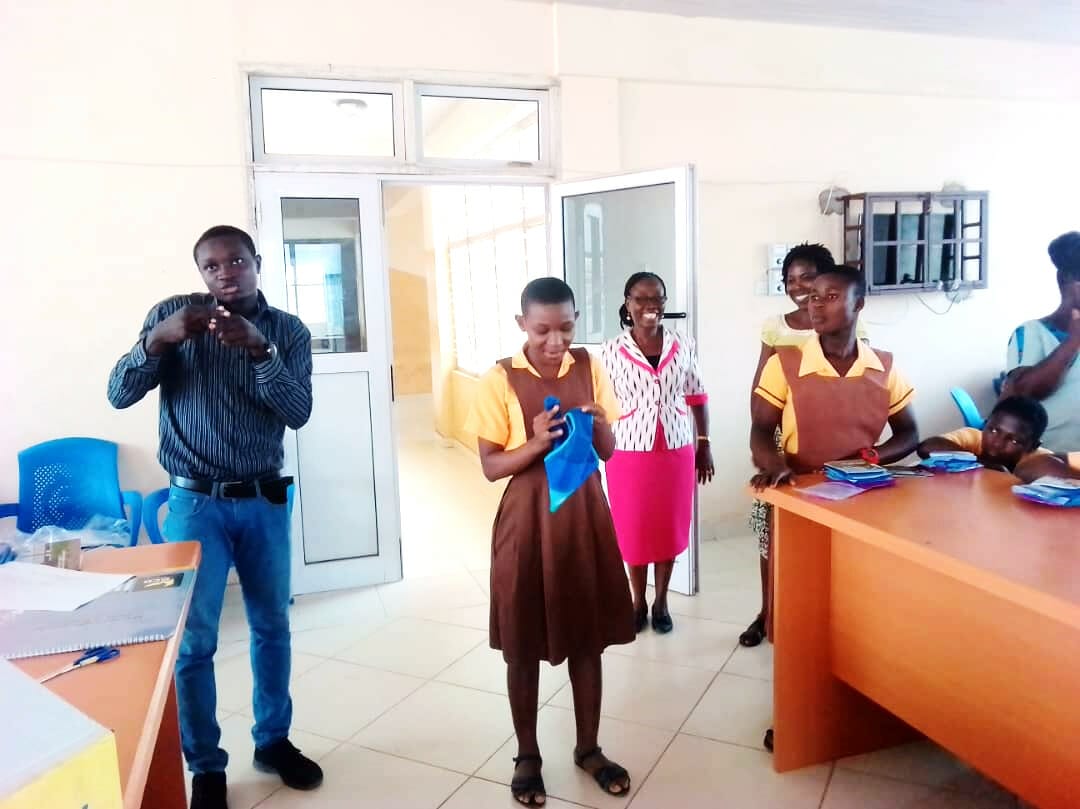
left=107, top=292, right=313, bottom=480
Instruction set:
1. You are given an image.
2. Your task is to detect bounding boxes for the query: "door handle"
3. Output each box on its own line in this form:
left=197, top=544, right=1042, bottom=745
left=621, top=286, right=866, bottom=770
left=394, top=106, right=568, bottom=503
left=663, top=312, right=688, bottom=320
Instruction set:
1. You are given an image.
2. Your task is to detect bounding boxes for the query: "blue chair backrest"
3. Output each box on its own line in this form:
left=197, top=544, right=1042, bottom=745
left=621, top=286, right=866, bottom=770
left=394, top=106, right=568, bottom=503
left=949, top=387, right=985, bottom=430
left=15, top=438, right=128, bottom=533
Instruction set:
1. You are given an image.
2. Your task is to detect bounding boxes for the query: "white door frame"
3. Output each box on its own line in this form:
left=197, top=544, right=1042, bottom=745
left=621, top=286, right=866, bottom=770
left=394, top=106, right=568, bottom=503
left=549, top=165, right=700, bottom=596
left=255, top=172, right=402, bottom=593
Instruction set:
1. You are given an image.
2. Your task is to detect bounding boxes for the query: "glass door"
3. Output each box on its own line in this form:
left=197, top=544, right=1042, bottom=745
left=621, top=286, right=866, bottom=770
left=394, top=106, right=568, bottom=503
left=550, top=166, right=699, bottom=595
left=255, top=173, right=401, bottom=594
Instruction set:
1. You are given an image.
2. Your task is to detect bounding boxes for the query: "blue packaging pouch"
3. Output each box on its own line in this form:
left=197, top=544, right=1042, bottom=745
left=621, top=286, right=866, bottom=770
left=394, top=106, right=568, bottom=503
left=542, top=396, right=599, bottom=512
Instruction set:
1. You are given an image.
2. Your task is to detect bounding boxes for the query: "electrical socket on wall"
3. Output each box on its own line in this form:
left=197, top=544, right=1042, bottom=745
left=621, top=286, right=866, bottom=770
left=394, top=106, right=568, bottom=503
left=764, top=243, right=791, bottom=296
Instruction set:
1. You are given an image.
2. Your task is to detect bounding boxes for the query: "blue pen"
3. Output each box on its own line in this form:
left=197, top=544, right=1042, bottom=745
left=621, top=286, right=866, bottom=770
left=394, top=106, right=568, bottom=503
left=38, top=646, right=120, bottom=684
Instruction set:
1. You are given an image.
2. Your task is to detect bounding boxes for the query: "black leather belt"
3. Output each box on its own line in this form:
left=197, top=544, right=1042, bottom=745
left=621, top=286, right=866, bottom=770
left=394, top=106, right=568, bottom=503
left=170, top=474, right=292, bottom=500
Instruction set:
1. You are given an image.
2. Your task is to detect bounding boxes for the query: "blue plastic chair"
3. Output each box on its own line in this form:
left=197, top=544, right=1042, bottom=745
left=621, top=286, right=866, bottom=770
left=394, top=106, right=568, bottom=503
left=0, top=438, right=143, bottom=546
left=950, top=387, right=985, bottom=430
left=143, top=483, right=295, bottom=544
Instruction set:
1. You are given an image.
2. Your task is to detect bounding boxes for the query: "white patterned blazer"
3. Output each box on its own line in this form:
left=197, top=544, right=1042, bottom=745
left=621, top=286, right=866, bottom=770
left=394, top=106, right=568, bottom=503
left=600, top=329, right=709, bottom=452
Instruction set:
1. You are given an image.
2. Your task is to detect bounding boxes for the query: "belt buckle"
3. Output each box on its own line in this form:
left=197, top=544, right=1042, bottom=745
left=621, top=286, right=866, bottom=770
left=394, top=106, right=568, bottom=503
left=219, top=479, right=250, bottom=498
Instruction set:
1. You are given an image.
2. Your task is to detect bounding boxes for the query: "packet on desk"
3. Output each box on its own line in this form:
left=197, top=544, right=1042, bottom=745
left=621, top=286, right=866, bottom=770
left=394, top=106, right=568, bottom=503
left=799, top=481, right=868, bottom=501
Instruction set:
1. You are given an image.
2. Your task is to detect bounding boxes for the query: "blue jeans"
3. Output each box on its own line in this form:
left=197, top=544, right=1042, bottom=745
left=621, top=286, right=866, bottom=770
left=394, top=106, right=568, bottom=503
left=164, top=486, right=292, bottom=774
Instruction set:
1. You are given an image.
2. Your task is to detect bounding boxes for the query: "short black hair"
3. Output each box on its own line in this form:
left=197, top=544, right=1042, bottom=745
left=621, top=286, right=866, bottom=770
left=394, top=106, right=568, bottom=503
left=815, top=264, right=867, bottom=300
left=521, top=277, right=576, bottom=314
left=781, top=243, right=835, bottom=283
left=193, top=225, right=258, bottom=263
left=619, top=271, right=667, bottom=328
left=1048, top=231, right=1080, bottom=288
left=989, top=395, right=1048, bottom=445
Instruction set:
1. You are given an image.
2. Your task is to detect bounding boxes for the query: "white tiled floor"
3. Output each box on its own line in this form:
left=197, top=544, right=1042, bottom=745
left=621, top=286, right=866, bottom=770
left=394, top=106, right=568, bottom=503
left=202, top=422, right=1020, bottom=808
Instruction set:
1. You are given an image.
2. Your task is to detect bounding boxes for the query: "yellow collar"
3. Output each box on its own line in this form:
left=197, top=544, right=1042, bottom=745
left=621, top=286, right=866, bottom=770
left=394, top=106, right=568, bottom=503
left=511, top=348, right=576, bottom=379
left=798, top=334, right=883, bottom=378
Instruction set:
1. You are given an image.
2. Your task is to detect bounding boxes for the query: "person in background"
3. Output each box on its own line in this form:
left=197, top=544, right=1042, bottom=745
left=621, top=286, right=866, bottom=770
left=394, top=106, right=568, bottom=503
left=750, top=264, right=919, bottom=752
left=741, top=243, right=867, bottom=648
left=601, top=272, right=713, bottom=636
left=1004, top=231, right=1080, bottom=453
left=918, top=396, right=1049, bottom=473
left=107, top=226, right=318, bottom=809
left=465, top=278, right=634, bottom=806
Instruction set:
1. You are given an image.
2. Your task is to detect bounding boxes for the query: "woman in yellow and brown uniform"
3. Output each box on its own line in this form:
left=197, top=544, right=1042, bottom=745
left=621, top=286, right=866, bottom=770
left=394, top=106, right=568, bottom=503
left=466, top=278, right=635, bottom=806
left=750, top=265, right=919, bottom=753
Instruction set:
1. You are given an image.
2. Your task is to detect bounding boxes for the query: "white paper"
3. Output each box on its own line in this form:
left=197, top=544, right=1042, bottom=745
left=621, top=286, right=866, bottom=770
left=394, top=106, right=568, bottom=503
left=0, top=562, right=133, bottom=612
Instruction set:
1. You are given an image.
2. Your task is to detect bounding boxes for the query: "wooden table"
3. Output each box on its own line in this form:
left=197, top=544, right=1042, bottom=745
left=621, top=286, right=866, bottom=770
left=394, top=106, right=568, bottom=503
left=14, top=542, right=200, bottom=809
left=757, top=472, right=1080, bottom=809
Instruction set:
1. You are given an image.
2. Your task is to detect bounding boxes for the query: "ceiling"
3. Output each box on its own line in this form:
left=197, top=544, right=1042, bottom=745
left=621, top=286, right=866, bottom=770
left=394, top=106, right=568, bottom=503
left=544, top=0, right=1080, bottom=45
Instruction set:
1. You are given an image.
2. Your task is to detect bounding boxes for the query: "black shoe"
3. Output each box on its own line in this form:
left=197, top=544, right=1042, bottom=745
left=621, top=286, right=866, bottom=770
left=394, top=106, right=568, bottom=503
left=739, top=614, right=766, bottom=647
left=191, top=772, right=228, bottom=809
left=253, top=738, right=324, bottom=791
left=634, top=603, right=649, bottom=633
left=650, top=607, right=674, bottom=634
left=763, top=728, right=774, bottom=752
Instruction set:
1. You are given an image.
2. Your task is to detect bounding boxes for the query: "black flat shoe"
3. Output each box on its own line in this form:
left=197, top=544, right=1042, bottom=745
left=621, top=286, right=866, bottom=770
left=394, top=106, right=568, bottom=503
left=763, top=728, right=774, bottom=752
left=634, top=603, right=648, bottom=633
left=739, top=615, right=766, bottom=647
left=191, top=772, right=228, bottom=809
left=650, top=607, right=673, bottom=634
left=254, top=738, right=323, bottom=790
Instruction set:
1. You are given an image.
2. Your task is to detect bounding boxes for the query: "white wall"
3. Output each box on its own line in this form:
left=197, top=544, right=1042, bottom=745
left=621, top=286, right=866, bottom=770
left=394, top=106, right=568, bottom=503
left=553, top=5, right=1080, bottom=533
left=4, top=0, right=1080, bottom=540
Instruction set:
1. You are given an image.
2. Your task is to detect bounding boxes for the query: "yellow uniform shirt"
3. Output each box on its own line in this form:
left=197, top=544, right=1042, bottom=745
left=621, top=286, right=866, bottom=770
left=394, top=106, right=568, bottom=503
left=937, top=426, right=1051, bottom=464
left=754, top=335, right=915, bottom=456
left=465, top=350, right=621, bottom=451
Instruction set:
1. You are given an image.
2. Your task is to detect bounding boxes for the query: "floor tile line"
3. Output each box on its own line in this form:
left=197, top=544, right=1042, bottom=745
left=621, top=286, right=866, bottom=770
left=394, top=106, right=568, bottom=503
left=434, top=776, right=472, bottom=809
left=622, top=668, right=725, bottom=805
left=471, top=729, right=517, bottom=777
left=345, top=739, right=487, bottom=779
left=715, top=665, right=772, bottom=684
left=428, top=636, right=492, bottom=682
left=467, top=774, right=601, bottom=809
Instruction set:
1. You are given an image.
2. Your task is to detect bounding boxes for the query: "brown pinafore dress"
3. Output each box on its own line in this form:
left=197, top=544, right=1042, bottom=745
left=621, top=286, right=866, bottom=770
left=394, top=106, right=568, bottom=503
left=490, top=348, right=636, bottom=665
left=774, top=346, right=895, bottom=471
left=764, top=345, right=895, bottom=640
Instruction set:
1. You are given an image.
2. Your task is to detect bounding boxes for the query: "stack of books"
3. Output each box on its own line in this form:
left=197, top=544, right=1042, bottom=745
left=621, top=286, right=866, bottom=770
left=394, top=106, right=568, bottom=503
left=823, top=460, right=895, bottom=490
left=920, top=451, right=982, bottom=473
left=1012, top=476, right=1080, bottom=508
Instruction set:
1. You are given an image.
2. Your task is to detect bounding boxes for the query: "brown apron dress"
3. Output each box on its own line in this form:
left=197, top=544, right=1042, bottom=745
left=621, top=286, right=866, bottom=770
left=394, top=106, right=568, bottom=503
left=775, top=346, right=894, bottom=472
left=490, top=348, right=636, bottom=665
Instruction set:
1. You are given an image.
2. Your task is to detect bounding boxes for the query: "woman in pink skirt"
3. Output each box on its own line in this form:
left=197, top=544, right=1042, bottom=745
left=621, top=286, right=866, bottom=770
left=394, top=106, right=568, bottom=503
left=601, top=273, right=714, bottom=634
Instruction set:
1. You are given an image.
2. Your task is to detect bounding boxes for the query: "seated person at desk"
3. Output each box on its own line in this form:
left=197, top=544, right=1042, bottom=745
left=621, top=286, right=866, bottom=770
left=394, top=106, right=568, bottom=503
left=917, top=396, right=1049, bottom=473
left=1003, top=231, right=1080, bottom=454
left=751, top=264, right=920, bottom=488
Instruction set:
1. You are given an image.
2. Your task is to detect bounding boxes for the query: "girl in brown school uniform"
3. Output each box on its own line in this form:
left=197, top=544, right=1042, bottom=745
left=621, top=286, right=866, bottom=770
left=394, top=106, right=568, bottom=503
left=465, top=277, right=635, bottom=806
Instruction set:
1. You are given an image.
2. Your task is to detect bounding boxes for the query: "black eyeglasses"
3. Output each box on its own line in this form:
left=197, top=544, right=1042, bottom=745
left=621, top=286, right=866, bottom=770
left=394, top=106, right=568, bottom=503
left=630, top=295, right=667, bottom=307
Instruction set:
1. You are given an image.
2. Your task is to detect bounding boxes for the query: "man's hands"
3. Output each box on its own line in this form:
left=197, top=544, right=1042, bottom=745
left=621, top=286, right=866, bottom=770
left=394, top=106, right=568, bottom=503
left=146, top=304, right=213, bottom=355
left=209, top=307, right=268, bottom=359
left=146, top=304, right=268, bottom=360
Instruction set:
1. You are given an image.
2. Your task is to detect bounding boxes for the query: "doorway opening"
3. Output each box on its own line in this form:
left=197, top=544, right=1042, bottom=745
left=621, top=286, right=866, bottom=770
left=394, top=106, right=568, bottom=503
left=382, top=182, right=547, bottom=580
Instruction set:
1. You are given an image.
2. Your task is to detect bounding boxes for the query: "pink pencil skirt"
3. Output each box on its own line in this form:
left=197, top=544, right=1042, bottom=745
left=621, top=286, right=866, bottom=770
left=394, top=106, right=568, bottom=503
left=605, top=422, right=695, bottom=566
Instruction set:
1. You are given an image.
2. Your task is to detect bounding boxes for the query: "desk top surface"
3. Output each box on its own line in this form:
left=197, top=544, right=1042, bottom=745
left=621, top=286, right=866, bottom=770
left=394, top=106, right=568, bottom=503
left=13, top=542, right=200, bottom=809
left=757, top=471, right=1080, bottom=618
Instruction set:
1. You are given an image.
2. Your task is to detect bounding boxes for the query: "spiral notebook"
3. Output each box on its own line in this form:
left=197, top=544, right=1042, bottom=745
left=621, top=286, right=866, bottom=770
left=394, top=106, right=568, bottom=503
left=0, top=570, right=195, bottom=660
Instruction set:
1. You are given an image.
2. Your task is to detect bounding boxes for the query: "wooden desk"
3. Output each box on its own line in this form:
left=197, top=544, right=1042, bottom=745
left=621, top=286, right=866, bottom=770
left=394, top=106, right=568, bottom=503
left=14, top=542, right=200, bottom=809
left=757, top=472, right=1080, bottom=809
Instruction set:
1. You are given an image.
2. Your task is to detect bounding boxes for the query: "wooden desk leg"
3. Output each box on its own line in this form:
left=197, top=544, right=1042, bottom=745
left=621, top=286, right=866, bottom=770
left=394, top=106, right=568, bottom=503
left=773, top=508, right=918, bottom=772
left=141, top=680, right=188, bottom=809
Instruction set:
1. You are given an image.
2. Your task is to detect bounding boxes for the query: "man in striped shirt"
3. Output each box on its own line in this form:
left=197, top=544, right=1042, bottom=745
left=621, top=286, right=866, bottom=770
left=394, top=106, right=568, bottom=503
left=108, top=225, right=319, bottom=809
